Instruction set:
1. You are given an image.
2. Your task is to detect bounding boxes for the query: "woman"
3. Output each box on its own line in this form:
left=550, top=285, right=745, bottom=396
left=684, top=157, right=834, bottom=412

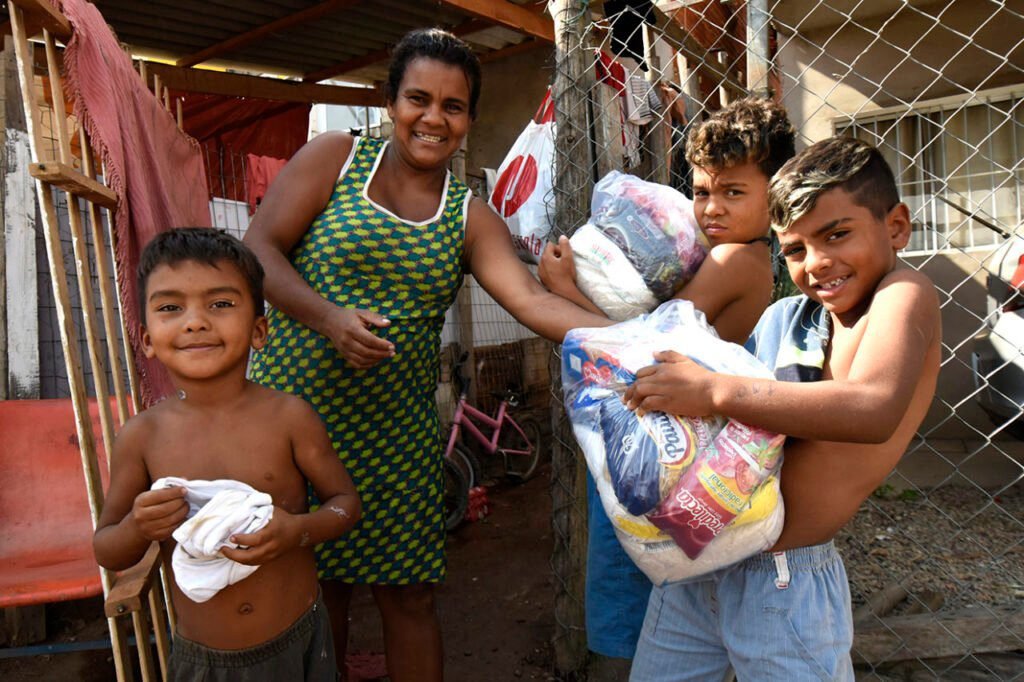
left=245, top=28, right=609, bottom=682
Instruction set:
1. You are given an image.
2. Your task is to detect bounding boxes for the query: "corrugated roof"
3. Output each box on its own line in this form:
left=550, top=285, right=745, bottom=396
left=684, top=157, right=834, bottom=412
left=84, top=0, right=549, bottom=83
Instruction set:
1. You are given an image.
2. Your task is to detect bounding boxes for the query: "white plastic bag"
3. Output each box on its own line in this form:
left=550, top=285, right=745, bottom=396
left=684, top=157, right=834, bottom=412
left=489, top=90, right=555, bottom=264
left=570, top=171, right=707, bottom=320
left=562, top=300, right=785, bottom=585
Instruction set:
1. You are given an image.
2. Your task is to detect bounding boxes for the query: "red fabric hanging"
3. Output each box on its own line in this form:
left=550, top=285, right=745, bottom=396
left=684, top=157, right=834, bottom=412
left=172, top=92, right=310, bottom=205
left=61, top=0, right=211, bottom=405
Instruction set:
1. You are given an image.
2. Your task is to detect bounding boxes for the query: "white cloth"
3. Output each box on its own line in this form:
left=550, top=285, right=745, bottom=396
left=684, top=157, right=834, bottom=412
left=570, top=224, right=659, bottom=320
left=152, top=477, right=274, bottom=603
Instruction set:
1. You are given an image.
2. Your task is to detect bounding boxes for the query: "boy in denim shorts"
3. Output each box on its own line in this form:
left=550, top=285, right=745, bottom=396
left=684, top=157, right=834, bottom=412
left=94, top=228, right=361, bottom=681
left=624, top=137, right=941, bottom=680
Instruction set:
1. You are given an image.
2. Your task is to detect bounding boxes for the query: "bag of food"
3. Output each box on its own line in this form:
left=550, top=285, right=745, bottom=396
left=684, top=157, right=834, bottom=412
left=562, top=299, right=785, bottom=584
left=570, top=172, right=708, bottom=320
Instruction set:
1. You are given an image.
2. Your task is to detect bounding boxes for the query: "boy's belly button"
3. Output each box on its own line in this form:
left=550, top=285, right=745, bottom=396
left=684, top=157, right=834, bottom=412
left=238, top=602, right=254, bottom=615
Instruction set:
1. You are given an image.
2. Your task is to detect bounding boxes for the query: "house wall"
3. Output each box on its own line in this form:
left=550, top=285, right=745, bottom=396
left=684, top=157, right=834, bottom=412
left=774, top=0, right=1024, bottom=144
left=468, top=47, right=552, bottom=181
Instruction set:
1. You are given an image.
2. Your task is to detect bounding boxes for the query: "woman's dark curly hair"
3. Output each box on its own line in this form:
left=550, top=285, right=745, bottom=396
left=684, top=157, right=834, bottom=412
left=685, top=97, right=796, bottom=179
left=385, top=28, right=482, bottom=119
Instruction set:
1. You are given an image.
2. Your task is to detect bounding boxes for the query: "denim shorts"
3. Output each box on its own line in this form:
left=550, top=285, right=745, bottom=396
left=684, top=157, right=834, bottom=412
left=586, top=472, right=654, bottom=659
left=630, top=542, right=854, bottom=682
left=167, top=592, right=336, bottom=682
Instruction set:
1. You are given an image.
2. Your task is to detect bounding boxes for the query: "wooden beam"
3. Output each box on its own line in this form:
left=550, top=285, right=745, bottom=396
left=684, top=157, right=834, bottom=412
left=302, top=17, right=492, bottom=83
left=30, top=162, right=118, bottom=209
left=436, top=0, right=554, bottom=42
left=649, top=4, right=746, bottom=101
left=2, top=0, right=71, bottom=43
left=853, top=606, right=1024, bottom=664
left=176, top=0, right=365, bottom=68
left=479, top=37, right=547, bottom=64
left=146, top=62, right=380, bottom=106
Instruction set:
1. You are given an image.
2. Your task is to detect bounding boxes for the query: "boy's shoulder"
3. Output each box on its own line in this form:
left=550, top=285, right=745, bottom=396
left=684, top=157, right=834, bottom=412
left=243, top=381, right=322, bottom=424
left=707, top=240, right=772, bottom=268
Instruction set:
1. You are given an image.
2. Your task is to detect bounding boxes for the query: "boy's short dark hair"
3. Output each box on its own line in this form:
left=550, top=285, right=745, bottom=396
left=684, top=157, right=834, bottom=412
left=685, top=97, right=795, bottom=179
left=768, top=136, right=900, bottom=232
left=138, top=228, right=265, bottom=321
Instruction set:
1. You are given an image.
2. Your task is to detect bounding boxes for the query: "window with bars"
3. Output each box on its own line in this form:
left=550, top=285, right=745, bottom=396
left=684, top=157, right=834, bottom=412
left=837, top=87, right=1024, bottom=255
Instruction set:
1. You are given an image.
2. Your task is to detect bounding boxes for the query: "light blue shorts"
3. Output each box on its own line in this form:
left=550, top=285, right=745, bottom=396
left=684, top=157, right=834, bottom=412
left=586, top=472, right=653, bottom=659
left=629, top=542, right=854, bottom=682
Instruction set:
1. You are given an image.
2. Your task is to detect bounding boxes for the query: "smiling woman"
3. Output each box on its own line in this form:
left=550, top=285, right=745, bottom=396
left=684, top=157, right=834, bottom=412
left=242, top=28, right=612, bottom=682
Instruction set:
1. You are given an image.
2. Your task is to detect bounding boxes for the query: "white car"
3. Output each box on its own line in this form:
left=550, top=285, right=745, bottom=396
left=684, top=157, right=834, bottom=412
left=971, top=228, right=1024, bottom=439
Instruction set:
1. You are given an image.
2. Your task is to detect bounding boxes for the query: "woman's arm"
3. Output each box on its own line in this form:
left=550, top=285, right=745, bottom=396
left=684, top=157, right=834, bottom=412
left=464, top=199, right=613, bottom=342
left=243, top=133, right=394, bottom=369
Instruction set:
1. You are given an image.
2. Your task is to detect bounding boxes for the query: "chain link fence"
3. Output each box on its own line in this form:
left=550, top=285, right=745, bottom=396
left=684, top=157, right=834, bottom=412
left=546, top=0, right=1024, bottom=678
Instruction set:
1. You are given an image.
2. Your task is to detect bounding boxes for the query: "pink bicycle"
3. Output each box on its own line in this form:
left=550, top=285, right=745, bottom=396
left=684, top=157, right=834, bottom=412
left=443, top=354, right=544, bottom=530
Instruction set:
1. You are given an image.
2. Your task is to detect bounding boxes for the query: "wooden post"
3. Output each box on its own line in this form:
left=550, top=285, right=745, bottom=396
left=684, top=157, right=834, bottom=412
left=8, top=6, right=136, bottom=680
left=642, top=23, right=669, bottom=184
left=746, top=0, right=771, bottom=98
left=43, top=29, right=118, bottom=469
left=550, top=0, right=593, bottom=675
left=450, top=137, right=477, bottom=404
left=2, top=33, right=39, bottom=399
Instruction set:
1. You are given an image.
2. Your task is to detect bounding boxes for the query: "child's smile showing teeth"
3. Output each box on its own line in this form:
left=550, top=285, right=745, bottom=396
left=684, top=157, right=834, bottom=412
left=815, top=276, right=849, bottom=293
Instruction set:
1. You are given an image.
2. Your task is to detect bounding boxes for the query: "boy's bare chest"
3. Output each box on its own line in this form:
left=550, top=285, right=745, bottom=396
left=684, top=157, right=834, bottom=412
left=144, top=418, right=307, bottom=511
left=822, top=317, right=869, bottom=380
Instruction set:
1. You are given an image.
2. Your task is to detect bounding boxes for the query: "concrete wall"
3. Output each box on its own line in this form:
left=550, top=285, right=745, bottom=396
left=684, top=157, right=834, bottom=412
left=467, top=46, right=553, bottom=180
left=773, top=0, right=1024, bottom=144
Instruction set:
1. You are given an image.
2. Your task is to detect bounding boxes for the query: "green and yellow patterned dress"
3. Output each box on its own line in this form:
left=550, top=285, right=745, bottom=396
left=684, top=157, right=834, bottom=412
left=251, top=136, right=468, bottom=584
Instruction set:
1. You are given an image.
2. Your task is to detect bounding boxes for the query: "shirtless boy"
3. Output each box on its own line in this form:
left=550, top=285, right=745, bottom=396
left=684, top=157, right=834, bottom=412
left=94, top=228, right=361, bottom=681
left=540, top=98, right=794, bottom=673
left=624, top=137, right=941, bottom=681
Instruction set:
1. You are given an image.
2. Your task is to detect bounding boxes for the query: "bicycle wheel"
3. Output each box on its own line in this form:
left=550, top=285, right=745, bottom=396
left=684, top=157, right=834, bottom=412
left=500, top=416, right=544, bottom=482
left=444, top=458, right=469, bottom=532
left=451, top=443, right=483, bottom=489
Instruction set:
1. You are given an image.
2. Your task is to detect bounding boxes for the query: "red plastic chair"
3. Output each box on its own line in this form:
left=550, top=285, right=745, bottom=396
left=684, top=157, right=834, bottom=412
left=0, top=399, right=111, bottom=609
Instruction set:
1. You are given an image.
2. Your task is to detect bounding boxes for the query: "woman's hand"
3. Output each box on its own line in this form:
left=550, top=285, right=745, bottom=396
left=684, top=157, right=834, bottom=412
left=322, top=307, right=395, bottom=369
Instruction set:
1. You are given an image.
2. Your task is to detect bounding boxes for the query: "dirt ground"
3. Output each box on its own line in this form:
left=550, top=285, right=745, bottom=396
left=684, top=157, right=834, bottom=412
left=0, top=465, right=559, bottom=682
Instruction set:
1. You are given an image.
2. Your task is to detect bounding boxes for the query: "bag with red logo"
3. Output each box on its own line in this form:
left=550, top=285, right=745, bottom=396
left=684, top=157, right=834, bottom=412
left=561, top=299, right=785, bottom=585
left=489, top=90, right=556, bottom=264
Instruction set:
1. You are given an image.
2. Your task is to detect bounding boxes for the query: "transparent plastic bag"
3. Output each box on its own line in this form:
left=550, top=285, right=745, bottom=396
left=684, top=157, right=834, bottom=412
left=562, top=300, right=785, bottom=584
left=570, top=171, right=708, bottom=320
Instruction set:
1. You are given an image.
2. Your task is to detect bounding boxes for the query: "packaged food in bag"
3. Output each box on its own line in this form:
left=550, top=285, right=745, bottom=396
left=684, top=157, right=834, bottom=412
left=562, top=300, right=786, bottom=584
left=570, top=172, right=708, bottom=319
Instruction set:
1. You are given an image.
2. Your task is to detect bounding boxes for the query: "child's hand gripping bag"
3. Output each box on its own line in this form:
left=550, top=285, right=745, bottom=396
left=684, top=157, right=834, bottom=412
left=569, top=172, right=709, bottom=320
left=561, top=300, right=786, bottom=585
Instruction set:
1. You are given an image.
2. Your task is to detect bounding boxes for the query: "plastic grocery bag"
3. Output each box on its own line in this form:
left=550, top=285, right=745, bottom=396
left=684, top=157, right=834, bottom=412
left=570, top=171, right=708, bottom=320
left=562, top=300, right=785, bottom=585
left=489, top=90, right=556, bottom=264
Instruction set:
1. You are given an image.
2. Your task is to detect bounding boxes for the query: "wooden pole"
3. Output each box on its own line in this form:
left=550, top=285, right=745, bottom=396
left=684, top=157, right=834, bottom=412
left=549, top=0, right=593, bottom=675
left=79, top=130, right=131, bottom=426
left=746, top=0, right=771, bottom=98
left=642, top=23, right=670, bottom=185
left=8, top=6, right=135, bottom=680
left=450, top=137, right=477, bottom=405
left=43, top=30, right=118, bottom=472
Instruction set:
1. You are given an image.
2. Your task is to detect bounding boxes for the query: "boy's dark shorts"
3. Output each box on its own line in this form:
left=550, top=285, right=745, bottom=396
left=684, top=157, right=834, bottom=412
left=167, top=592, right=335, bottom=682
